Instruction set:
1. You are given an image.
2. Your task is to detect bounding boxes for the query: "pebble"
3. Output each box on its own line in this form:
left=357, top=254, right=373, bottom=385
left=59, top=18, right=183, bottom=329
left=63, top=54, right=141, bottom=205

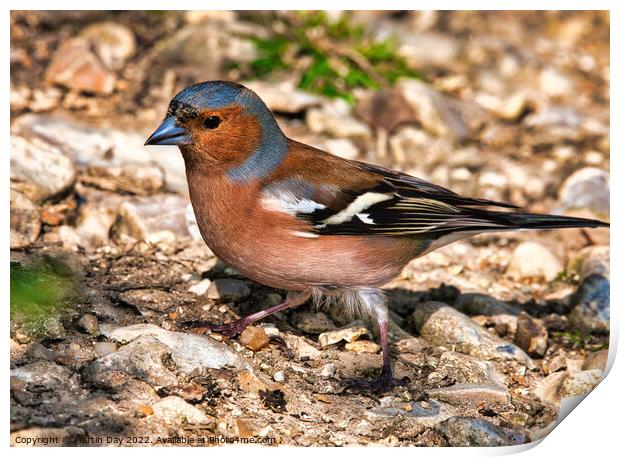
left=435, top=351, right=508, bottom=387
left=427, top=383, right=510, bottom=408
left=115, top=194, right=192, bottom=244
left=238, top=369, right=270, bottom=394
left=11, top=135, right=76, bottom=202
left=318, top=323, right=370, bottom=348
left=507, top=241, right=563, bottom=282
left=77, top=314, right=100, bottom=336
left=79, top=22, right=136, bottom=71
left=239, top=326, right=270, bottom=351
left=560, top=369, right=603, bottom=399
left=398, top=32, right=459, bottom=68
left=10, top=189, right=41, bottom=249
left=45, top=37, right=116, bottom=94
left=100, top=323, right=251, bottom=372
left=514, top=313, right=548, bottom=358
left=93, top=342, right=117, bottom=358
left=306, top=100, right=371, bottom=140
left=236, top=417, right=271, bottom=438
left=319, top=363, right=336, bottom=378
left=368, top=399, right=457, bottom=428
left=397, top=78, right=469, bottom=140
left=188, top=278, right=212, bottom=295
left=82, top=163, right=165, bottom=196
left=85, top=335, right=178, bottom=387
left=435, top=416, right=526, bottom=446
left=558, top=167, right=610, bottom=218
left=273, top=371, right=286, bottom=382
left=344, top=340, right=381, bottom=353
left=538, top=67, right=573, bottom=98
left=284, top=334, right=321, bottom=360
left=207, top=279, right=251, bottom=303
left=569, top=274, right=610, bottom=333
left=582, top=349, right=608, bottom=372
left=152, top=396, right=211, bottom=425
left=414, top=302, right=534, bottom=368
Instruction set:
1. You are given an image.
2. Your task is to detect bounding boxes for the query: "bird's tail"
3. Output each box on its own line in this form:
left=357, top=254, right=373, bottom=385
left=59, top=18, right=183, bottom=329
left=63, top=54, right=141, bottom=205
left=488, top=211, right=609, bottom=230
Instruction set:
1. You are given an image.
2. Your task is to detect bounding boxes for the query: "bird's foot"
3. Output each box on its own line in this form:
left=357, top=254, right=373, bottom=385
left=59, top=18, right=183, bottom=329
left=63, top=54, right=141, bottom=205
left=184, top=319, right=248, bottom=338
left=340, top=370, right=409, bottom=394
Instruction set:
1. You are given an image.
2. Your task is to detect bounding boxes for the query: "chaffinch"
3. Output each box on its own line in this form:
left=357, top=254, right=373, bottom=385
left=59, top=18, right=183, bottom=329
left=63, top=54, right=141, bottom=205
left=146, top=81, right=609, bottom=392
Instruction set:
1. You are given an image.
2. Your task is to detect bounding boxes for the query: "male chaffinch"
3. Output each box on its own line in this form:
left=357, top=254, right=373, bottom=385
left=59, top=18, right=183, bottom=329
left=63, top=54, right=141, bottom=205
left=146, top=81, right=609, bottom=392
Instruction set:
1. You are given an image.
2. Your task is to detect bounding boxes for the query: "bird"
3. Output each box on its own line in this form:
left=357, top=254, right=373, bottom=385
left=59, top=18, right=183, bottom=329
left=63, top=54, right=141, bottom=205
left=145, top=80, right=609, bottom=392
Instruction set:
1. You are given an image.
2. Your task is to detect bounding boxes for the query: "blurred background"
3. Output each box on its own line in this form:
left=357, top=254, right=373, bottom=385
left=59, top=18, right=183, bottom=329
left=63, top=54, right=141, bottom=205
left=10, top=11, right=610, bottom=447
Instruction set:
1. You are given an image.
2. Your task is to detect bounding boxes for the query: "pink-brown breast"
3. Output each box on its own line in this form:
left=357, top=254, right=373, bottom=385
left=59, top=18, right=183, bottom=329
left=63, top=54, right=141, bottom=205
left=185, top=170, right=423, bottom=291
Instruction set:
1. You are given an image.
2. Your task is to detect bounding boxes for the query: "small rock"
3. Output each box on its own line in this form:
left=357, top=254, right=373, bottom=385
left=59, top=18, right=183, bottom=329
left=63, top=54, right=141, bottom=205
left=397, top=32, right=460, bottom=68
left=152, top=396, right=211, bottom=425
left=542, top=353, right=567, bottom=374
left=397, top=79, right=469, bottom=140
left=582, top=349, right=608, bottom=372
left=93, top=342, right=117, bottom=358
left=11, top=135, right=76, bottom=202
left=10, top=190, right=41, bottom=249
left=77, top=314, right=99, bottom=336
left=514, top=313, right=548, bottom=358
left=238, top=369, right=270, bottom=394
left=207, top=279, right=250, bottom=303
left=558, top=167, right=610, bottom=218
left=435, top=351, right=508, bottom=387
left=236, top=417, right=271, bottom=438
left=569, top=274, right=610, bottom=333
left=507, top=241, right=563, bottom=282
left=82, top=163, right=165, bottom=196
left=539, top=67, right=573, bottom=98
left=345, top=340, right=381, bottom=353
left=574, top=245, right=610, bottom=279
left=239, top=326, right=270, bottom=351
left=79, top=22, right=136, bottom=71
left=115, top=194, right=192, bottom=244
left=292, top=311, right=337, bottom=334
left=368, top=399, right=456, bottom=428
left=100, top=323, right=250, bottom=372
left=85, top=335, right=178, bottom=387
left=45, top=37, right=116, bottom=94
left=284, top=335, right=321, bottom=360
left=188, top=278, right=212, bottom=295
left=395, top=337, right=427, bottom=354
left=414, top=302, right=534, bottom=368
left=355, top=88, right=417, bottom=133
left=273, top=371, right=285, bottom=382
left=427, top=383, right=510, bottom=408
left=306, top=99, right=371, bottom=140
left=318, top=322, right=370, bottom=348
left=435, top=416, right=526, bottom=447
left=11, top=360, right=81, bottom=392
left=319, top=363, right=337, bottom=378
left=243, top=80, right=321, bottom=113
left=560, top=369, right=602, bottom=398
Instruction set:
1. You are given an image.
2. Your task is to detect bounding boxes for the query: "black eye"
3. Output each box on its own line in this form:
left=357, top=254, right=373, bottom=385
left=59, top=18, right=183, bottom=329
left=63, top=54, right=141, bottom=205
left=203, top=116, right=221, bottom=129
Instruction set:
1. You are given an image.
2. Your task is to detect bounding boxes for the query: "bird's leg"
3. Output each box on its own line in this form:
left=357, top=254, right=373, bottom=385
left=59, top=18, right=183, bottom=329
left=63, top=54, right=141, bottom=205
left=188, top=290, right=311, bottom=338
left=341, top=289, right=408, bottom=393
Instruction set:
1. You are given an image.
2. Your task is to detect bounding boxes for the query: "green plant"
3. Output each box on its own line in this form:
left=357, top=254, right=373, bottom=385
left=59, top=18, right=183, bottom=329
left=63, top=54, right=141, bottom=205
left=10, top=257, right=78, bottom=338
left=239, top=11, right=421, bottom=103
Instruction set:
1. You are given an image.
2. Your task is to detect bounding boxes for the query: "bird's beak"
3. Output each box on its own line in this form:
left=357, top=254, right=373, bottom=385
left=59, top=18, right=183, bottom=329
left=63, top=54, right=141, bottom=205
left=144, top=117, right=193, bottom=146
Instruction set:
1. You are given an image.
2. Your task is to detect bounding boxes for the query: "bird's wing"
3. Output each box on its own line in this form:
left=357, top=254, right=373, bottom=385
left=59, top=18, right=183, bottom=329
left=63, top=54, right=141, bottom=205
left=260, top=157, right=523, bottom=238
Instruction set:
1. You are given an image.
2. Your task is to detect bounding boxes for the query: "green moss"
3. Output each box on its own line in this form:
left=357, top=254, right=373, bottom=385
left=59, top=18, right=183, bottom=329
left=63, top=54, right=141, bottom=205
left=240, top=11, right=422, bottom=103
left=10, top=257, right=78, bottom=338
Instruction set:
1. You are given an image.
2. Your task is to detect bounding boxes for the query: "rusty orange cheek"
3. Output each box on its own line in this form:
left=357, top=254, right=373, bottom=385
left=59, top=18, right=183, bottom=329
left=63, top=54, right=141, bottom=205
left=198, top=112, right=263, bottom=165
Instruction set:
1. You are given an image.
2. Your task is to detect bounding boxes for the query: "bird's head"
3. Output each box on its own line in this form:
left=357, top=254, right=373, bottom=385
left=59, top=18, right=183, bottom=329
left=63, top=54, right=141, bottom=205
left=145, top=81, right=288, bottom=181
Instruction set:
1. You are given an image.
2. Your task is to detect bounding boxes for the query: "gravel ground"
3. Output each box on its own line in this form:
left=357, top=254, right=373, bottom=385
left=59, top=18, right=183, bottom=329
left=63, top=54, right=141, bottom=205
left=10, top=11, right=609, bottom=447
